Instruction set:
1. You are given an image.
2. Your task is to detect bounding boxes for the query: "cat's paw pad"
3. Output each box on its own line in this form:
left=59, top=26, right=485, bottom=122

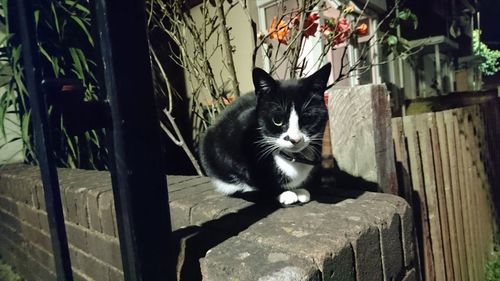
left=294, top=189, right=311, bottom=203
left=278, top=191, right=299, bottom=205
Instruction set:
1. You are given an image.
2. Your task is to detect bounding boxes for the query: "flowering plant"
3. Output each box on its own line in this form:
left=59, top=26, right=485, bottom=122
left=254, top=1, right=418, bottom=85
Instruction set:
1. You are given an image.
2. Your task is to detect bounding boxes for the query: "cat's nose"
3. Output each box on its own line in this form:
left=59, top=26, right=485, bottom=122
left=284, top=135, right=303, bottom=145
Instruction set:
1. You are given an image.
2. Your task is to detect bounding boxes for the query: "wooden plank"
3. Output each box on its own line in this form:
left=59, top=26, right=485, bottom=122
left=483, top=100, right=500, bottom=246
left=454, top=108, right=475, bottom=281
left=391, top=118, right=413, bottom=201
left=403, top=116, right=435, bottom=281
left=444, top=110, right=469, bottom=281
left=415, top=113, right=447, bottom=281
left=435, top=111, right=461, bottom=281
left=472, top=107, right=486, bottom=281
left=328, top=85, right=397, bottom=193
left=428, top=113, right=454, bottom=281
left=463, top=107, right=480, bottom=281
left=476, top=105, right=493, bottom=265
left=404, top=89, right=497, bottom=115
left=470, top=107, right=488, bottom=276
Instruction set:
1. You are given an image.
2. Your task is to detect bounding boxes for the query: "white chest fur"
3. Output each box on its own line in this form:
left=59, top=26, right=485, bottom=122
left=274, top=154, right=314, bottom=189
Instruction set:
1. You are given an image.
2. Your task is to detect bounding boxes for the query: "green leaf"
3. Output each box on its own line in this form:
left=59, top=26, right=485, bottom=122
left=21, top=111, right=30, bottom=148
left=65, top=0, right=91, bottom=14
left=70, top=15, right=94, bottom=46
left=0, top=95, right=8, bottom=139
left=69, top=47, right=84, bottom=79
left=387, top=35, right=398, bottom=46
left=51, top=2, right=61, bottom=35
left=34, top=10, right=40, bottom=26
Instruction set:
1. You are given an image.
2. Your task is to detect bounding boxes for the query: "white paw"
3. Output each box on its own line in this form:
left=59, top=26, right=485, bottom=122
left=278, top=191, right=299, bottom=205
left=294, top=189, right=311, bottom=203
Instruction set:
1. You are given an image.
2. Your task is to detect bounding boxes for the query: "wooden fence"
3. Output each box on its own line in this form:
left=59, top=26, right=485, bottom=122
left=392, top=100, right=500, bottom=281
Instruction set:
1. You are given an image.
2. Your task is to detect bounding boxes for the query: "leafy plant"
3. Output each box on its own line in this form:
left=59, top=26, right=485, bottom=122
left=473, top=29, right=500, bottom=76
left=0, top=0, right=108, bottom=169
left=146, top=0, right=419, bottom=174
left=486, top=245, right=500, bottom=281
left=255, top=0, right=419, bottom=82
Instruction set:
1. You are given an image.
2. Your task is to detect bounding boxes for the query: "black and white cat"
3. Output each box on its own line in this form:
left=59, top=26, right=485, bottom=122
left=199, top=63, right=331, bottom=206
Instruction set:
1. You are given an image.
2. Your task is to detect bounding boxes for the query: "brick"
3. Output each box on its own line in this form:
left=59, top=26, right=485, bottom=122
left=168, top=182, right=215, bottom=202
left=0, top=194, right=17, bottom=214
left=352, top=225, right=383, bottom=281
left=108, top=267, right=124, bottom=281
left=19, top=219, right=52, bottom=252
left=70, top=246, right=111, bottom=281
left=0, top=219, right=23, bottom=246
left=35, top=185, right=47, bottom=211
left=72, top=269, right=93, bottom=281
left=167, top=175, right=199, bottom=186
left=168, top=200, right=196, bottom=230
left=66, top=222, right=88, bottom=252
left=98, top=190, right=116, bottom=237
left=86, top=186, right=110, bottom=233
left=168, top=176, right=211, bottom=193
left=25, top=241, right=55, bottom=272
left=17, top=202, right=42, bottom=229
left=189, top=193, right=254, bottom=226
left=110, top=202, right=118, bottom=238
left=38, top=210, right=50, bottom=233
left=321, top=243, right=356, bottom=281
left=364, top=192, right=416, bottom=267
left=86, top=232, right=122, bottom=270
left=201, top=236, right=321, bottom=281
left=352, top=198, right=404, bottom=280
left=0, top=206, right=18, bottom=230
left=236, top=203, right=363, bottom=278
left=0, top=231, right=56, bottom=281
left=62, top=185, right=80, bottom=225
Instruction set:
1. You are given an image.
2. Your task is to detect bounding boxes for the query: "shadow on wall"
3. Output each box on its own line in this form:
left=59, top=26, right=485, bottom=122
left=171, top=156, right=380, bottom=280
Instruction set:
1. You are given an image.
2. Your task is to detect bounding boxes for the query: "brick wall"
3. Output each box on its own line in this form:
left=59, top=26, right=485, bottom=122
left=0, top=164, right=419, bottom=281
left=0, top=164, right=122, bottom=281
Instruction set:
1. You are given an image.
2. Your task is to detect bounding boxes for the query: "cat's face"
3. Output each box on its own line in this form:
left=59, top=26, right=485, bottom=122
left=252, top=64, right=331, bottom=155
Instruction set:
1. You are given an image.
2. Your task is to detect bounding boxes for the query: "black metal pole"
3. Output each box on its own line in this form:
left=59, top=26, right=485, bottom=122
left=13, top=1, right=74, bottom=280
left=94, top=0, right=175, bottom=280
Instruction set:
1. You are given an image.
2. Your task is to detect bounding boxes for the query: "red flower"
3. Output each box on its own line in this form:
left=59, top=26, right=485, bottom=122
left=333, top=17, right=351, bottom=46
left=268, top=17, right=289, bottom=45
left=292, top=13, right=320, bottom=38
left=303, top=13, right=319, bottom=38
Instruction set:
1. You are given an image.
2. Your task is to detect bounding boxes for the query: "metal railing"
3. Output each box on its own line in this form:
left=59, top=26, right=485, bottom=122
left=13, top=0, right=175, bottom=280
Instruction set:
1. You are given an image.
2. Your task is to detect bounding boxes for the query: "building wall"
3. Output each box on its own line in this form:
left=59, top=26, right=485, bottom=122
left=186, top=2, right=256, bottom=99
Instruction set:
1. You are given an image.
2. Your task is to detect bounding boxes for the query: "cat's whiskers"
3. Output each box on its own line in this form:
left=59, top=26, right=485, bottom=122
left=254, top=136, right=280, bottom=162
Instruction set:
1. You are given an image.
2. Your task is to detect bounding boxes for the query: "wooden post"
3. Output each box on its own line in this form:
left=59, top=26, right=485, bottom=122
left=327, top=84, right=398, bottom=194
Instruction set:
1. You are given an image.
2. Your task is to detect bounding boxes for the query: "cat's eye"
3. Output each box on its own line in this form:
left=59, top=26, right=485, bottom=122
left=272, top=116, right=283, bottom=126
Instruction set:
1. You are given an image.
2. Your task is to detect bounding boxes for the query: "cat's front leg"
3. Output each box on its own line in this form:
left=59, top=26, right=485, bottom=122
left=278, top=188, right=310, bottom=206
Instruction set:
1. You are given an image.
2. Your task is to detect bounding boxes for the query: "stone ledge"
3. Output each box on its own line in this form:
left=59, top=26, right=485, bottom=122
left=0, top=164, right=418, bottom=281
left=199, top=192, right=416, bottom=281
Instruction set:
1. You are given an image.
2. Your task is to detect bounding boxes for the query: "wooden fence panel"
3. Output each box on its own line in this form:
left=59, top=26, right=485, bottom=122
left=435, top=111, right=461, bottom=281
left=402, top=116, right=435, bottom=281
left=393, top=101, right=498, bottom=281
left=415, top=113, right=447, bottom=281
left=443, top=110, right=469, bottom=281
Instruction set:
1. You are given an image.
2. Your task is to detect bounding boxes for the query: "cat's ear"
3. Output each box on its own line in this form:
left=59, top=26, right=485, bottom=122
left=305, top=63, right=331, bottom=93
left=253, top=67, right=276, bottom=96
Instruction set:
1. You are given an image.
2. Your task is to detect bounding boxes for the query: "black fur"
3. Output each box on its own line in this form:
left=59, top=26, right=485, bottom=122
left=199, top=64, right=331, bottom=196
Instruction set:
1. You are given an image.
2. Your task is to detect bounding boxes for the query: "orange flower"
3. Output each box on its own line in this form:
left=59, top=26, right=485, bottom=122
left=268, top=17, right=289, bottom=45
left=355, top=23, right=368, bottom=36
